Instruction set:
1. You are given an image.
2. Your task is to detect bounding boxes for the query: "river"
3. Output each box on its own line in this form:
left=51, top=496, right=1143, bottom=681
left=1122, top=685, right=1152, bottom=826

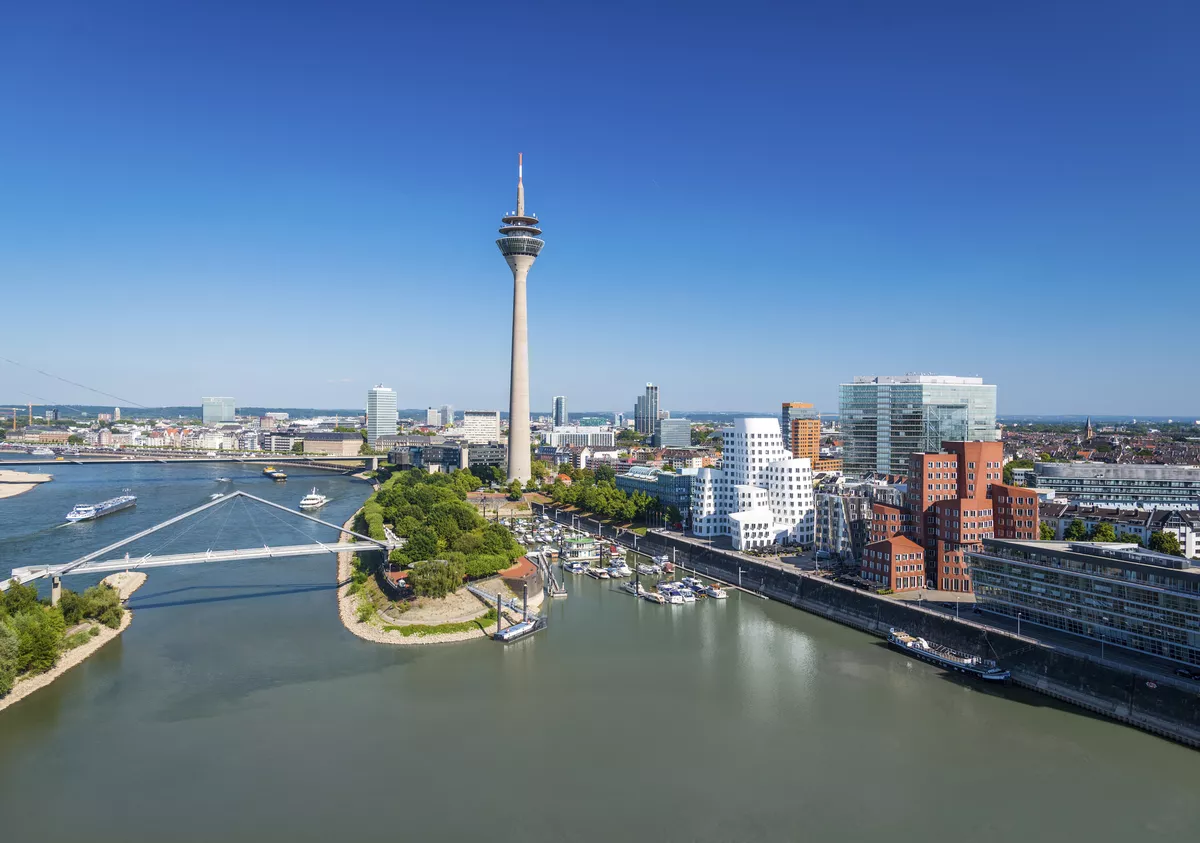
left=0, top=460, right=1197, bottom=841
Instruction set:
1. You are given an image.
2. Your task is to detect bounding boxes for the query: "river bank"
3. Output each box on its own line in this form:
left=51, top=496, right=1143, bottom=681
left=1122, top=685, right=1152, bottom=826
left=335, top=509, right=543, bottom=645
left=0, top=571, right=147, bottom=713
left=0, top=469, right=53, bottom=500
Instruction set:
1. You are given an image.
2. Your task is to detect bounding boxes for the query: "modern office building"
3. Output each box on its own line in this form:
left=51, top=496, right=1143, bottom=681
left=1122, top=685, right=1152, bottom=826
left=634, top=383, right=659, bottom=435
left=552, top=396, right=568, bottom=427
left=690, top=418, right=815, bottom=550
left=466, top=442, right=507, bottom=470
left=439, top=404, right=454, bottom=426
left=616, top=466, right=697, bottom=520
left=814, top=481, right=875, bottom=562
left=969, top=539, right=1200, bottom=669
left=1032, top=462, right=1200, bottom=509
left=388, top=442, right=469, bottom=474
left=366, top=385, right=397, bottom=446
left=543, top=425, right=615, bottom=448
left=460, top=410, right=502, bottom=445
left=781, top=401, right=842, bottom=472
left=496, top=153, right=543, bottom=484
left=425, top=407, right=441, bottom=427
left=201, top=397, right=236, bottom=425
left=838, top=375, right=997, bottom=477
left=654, top=418, right=691, bottom=448
left=903, top=440, right=1040, bottom=593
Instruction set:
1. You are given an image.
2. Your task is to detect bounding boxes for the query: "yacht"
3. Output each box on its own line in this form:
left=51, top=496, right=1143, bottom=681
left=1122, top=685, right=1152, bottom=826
left=298, top=488, right=330, bottom=510
left=704, top=584, right=728, bottom=599
left=661, top=591, right=685, bottom=605
left=30, top=447, right=54, bottom=456
left=585, top=567, right=610, bottom=580
left=681, top=576, right=704, bottom=590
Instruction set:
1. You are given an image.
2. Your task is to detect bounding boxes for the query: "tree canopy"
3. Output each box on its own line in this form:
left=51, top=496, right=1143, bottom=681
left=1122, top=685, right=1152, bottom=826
left=546, top=468, right=655, bottom=523
left=1063, top=519, right=1088, bottom=541
left=1149, top=531, right=1183, bottom=557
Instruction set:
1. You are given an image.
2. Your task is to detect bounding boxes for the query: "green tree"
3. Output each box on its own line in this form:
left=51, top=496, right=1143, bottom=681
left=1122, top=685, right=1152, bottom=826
left=1039, top=522, right=1055, bottom=540
left=1003, top=458, right=1034, bottom=486
left=291, top=441, right=304, bottom=455
left=0, top=621, right=17, bottom=697
left=490, top=466, right=506, bottom=485
left=3, top=579, right=41, bottom=617
left=1089, top=522, right=1117, bottom=543
left=530, top=460, right=549, bottom=482
left=1149, top=531, right=1183, bottom=557
left=405, top=527, right=439, bottom=561
left=67, top=434, right=84, bottom=445
left=1115, top=532, right=1143, bottom=546
left=616, top=428, right=642, bottom=445
left=12, top=608, right=64, bottom=674
left=408, top=558, right=465, bottom=599
left=593, top=464, right=616, bottom=485
left=1063, top=519, right=1088, bottom=541
left=506, top=480, right=523, bottom=501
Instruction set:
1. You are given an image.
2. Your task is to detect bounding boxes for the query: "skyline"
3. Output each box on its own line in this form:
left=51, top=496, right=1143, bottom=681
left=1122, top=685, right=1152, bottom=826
left=2, top=3, right=1198, bottom=414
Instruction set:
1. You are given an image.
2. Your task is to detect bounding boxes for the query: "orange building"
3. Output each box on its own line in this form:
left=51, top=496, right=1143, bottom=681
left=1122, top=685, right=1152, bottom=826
left=861, top=535, right=926, bottom=592
left=781, top=401, right=843, bottom=473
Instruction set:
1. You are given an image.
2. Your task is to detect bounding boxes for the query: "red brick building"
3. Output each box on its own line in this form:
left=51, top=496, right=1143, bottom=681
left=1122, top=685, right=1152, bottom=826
left=861, top=535, right=926, bottom=592
left=868, top=440, right=1040, bottom=593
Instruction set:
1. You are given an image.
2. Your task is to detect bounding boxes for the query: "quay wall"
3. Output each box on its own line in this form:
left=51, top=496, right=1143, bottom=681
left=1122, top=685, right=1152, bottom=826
left=537, top=508, right=1200, bottom=748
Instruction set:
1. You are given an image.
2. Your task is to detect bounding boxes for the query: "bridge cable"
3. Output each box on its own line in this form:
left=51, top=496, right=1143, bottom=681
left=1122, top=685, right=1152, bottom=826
left=243, top=494, right=270, bottom=549
left=249, top=496, right=342, bottom=551
left=120, top=499, right=230, bottom=566
left=207, top=494, right=241, bottom=552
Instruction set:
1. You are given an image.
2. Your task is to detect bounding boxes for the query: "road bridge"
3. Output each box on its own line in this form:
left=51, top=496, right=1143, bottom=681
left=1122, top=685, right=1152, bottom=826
left=0, top=454, right=380, bottom=471
left=2, top=490, right=398, bottom=598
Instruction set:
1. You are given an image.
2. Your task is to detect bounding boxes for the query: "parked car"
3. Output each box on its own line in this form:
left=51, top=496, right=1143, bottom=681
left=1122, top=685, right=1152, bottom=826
left=1174, top=668, right=1195, bottom=679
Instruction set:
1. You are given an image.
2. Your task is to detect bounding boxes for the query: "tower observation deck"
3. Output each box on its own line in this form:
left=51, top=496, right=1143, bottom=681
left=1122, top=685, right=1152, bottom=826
left=497, top=153, right=543, bottom=484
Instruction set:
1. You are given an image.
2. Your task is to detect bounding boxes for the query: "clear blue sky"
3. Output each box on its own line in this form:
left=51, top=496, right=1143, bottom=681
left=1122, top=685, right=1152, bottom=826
left=2, top=1, right=1197, bottom=416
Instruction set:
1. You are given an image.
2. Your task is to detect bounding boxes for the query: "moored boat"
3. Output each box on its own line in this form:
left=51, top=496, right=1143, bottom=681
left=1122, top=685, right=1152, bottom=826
left=887, top=628, right=1010, bottom=682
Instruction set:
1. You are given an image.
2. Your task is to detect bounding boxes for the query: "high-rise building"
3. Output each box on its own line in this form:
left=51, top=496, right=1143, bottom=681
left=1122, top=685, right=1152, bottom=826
left=552, top=396, right=568, bottom=427
left=201, top=397, right=236, bottom=426
left=440, top=404, right=454, bottom=426
left=654, top=418, right=691, bottom=448
left=634, top=383, right=659, bottom=435
left=781, top=401, right=842, bottom=472
left=838, top=375, right=997, bottom=477
left=461, top=410, right=502, bottom=445
left=425, top=407, right=441, bottom=427
left=497, top=153, right=544, bottom=484
left=366, top=385, right=397, bottom=445
left=690, top=418, right=815, bottom=550
left=113, top=407, right=121, bottom=421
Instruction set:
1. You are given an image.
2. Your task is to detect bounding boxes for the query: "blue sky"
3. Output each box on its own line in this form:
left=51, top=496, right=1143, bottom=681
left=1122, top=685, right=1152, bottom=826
left=1, top=1, right=1197, bottom=416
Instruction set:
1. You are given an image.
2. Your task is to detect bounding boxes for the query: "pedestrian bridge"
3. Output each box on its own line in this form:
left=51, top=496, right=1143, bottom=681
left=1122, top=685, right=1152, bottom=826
left=2, top=490, right=399, bottom=593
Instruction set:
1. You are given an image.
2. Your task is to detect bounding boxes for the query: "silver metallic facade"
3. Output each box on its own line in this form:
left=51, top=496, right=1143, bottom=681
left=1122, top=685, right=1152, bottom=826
left=838, top=375, right=997, bottom=477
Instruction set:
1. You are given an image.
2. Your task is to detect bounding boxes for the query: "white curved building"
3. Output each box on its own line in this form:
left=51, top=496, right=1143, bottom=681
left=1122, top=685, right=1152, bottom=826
left=691, top=418, right=815, bottom=550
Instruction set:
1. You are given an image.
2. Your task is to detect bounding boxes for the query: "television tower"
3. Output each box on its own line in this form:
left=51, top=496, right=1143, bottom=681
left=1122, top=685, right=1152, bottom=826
left=496, top=153, right=544, bottom=483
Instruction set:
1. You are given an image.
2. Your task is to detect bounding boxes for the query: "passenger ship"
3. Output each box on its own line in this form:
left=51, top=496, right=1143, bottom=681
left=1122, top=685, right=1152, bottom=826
left=298, top=488, right=329, bottom=510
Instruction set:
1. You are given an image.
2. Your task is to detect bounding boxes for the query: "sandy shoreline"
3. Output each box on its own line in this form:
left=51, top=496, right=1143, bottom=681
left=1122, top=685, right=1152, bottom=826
left=335, top=509, right=543, bottom=646
left=0, top=571, right=147, bottom=713
left=0, top=469, right=53, bottom=500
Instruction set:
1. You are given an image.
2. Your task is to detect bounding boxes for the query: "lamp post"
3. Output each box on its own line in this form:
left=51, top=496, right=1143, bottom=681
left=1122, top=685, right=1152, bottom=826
left=1017, top=612, right=1023, bottom=637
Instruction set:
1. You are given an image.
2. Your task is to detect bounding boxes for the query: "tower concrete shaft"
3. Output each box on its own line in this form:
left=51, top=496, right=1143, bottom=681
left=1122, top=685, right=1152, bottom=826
left=496, top=154, right=544, bottom=484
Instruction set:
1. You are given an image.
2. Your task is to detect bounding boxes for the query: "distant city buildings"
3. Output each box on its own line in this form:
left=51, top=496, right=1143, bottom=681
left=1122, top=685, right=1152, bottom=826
left=302, top=431, right=361, bottom=457
left=653, top=418, right=690, bottom=448
left=201, top=397, right=236, bottom=425
left=425, top=407, right=441, bottom=427
left=440, top=404, right=454, bottom=426
left=616, top=465, right=697, bottom=521
left=690, top=418, right=815, bottom=550
left=459, top=410, right=502, bottom=445
left=634, top=383, right=659, bottom=436
left=366, top=385, right=397, bottom=446
left=552, top=396, right=568, bottom=427
left=969, top=539, right=1200, bottom=670
left=839, top=375, right=997, bottom=477
left=1033, top=462, right=1200, bottom=509
left=1039, top=503, right=1199, bottom=558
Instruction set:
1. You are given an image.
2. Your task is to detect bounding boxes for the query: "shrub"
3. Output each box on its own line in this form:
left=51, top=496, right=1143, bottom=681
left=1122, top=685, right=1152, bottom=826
left=408, top=558, right=465, bottom=600
left=12, top=607, right=64, bottom=674
left=356, top=601, right=376, bottom=623
left=0, top=622, right=18, bottom=697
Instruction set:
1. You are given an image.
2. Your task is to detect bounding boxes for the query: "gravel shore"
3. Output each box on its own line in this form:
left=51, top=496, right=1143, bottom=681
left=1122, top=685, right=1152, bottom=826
left=0, top=571, right=147, bottom=713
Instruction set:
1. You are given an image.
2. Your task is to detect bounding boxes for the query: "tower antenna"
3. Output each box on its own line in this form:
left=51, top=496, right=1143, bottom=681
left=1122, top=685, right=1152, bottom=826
left=516, top=152, right=525, bottom=217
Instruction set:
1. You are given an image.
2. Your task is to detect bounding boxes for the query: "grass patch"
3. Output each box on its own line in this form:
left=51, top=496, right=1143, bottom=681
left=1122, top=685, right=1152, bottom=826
left=61, top=625, right=101, bottom=650
left=382, top=608, right=498, bottom=638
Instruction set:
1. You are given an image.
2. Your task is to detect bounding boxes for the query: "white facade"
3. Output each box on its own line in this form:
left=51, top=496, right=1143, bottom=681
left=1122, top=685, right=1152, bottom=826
left=425, top=407, right=440, bottom=427
left=366, top=385, right=397, bottom=445
left=542, top=426, right=616, bottom=448
left=460, top=410, right=502, bottom=445
left=690, top=418, right=815, bottom=550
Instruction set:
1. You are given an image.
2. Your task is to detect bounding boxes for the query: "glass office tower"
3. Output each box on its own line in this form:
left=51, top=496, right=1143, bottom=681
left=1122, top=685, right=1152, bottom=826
left=838, top=375, right=996, bottom=477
